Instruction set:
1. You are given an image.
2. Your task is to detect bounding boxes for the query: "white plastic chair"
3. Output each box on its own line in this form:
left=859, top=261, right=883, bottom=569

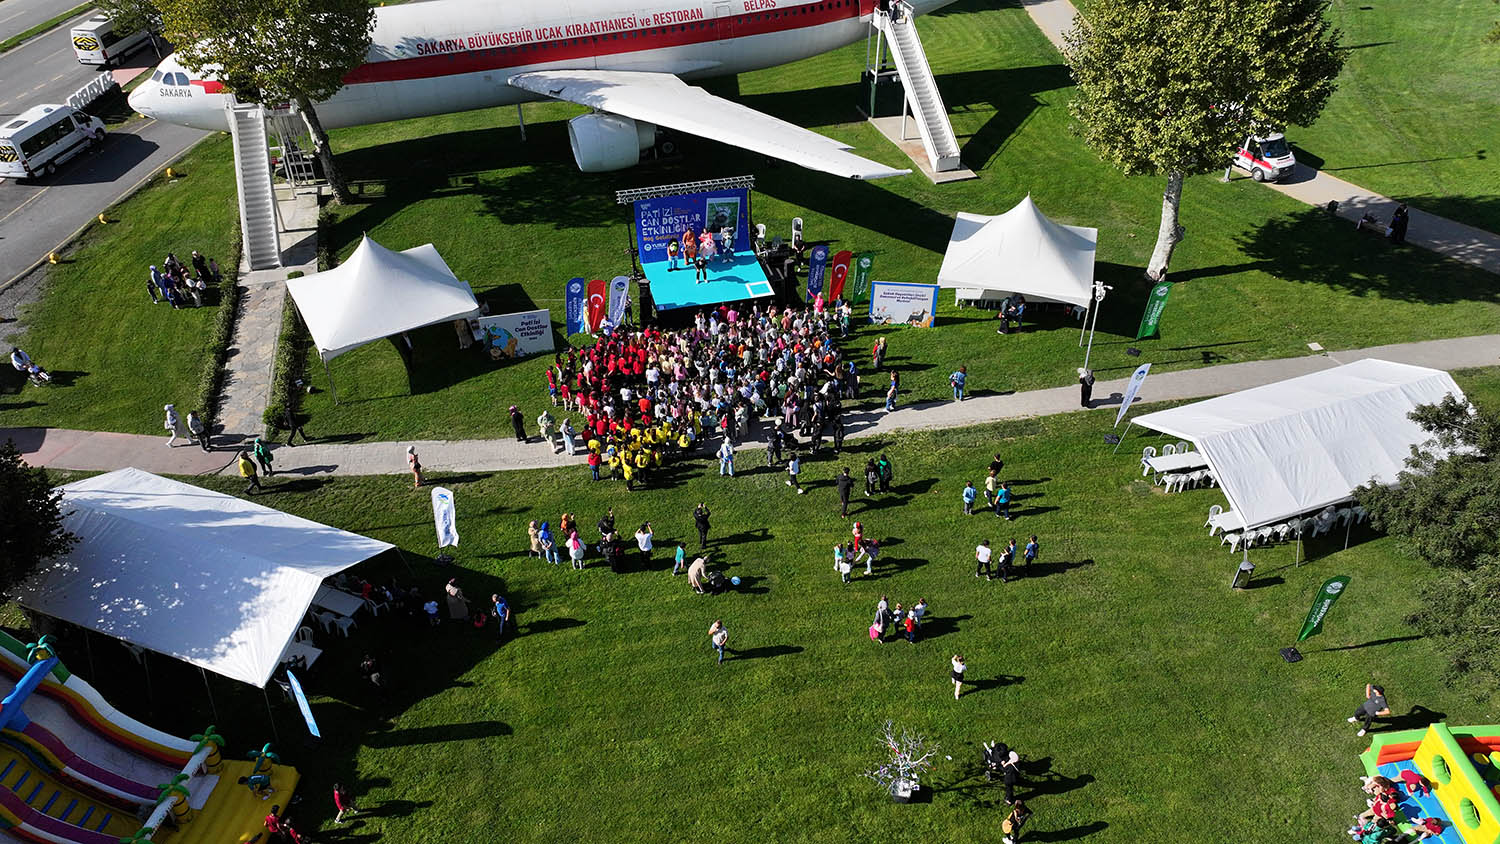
left=1162, top=443, right=1177, bottom=455
left=1205, top=472, right=1218, bottom=488
left=1161, top=474, right=1182, bottom=492
left=1176, top=441, right=1190, bottom=454
left=333, top=615, right=357, bottom=637
left=295, top=626, right=314, bottom=644
left=1336, top=507, right=1354, bottom=527
left=364, top=597, right=390, bottom=616
left=1223, top=532, right=1243, bottom=552
left=1272, top=523, right=1292, bottom=542
left=1257, top=527, right=1276, bottom=545
left=1205, top=504, right=1223, bottom=533
left=1188, top=470, right=1208, bottom=489
left=1141, top=446, right=1157, bottom=477
left=313, top=610, right=338, bottom=634
left=1312, top=518, right=1332, bottom=538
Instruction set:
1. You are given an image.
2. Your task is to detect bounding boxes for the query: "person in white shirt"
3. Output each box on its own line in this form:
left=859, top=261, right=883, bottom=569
left=975, top=540, right=994, bottom=580
left=717, top=439, right=735, bottom=476
left=951, top=654, right=967, bottom=699
left=634, top=523, right=654, bottom=567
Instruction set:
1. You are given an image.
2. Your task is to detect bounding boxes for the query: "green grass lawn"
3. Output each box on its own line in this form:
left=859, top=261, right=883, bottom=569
left=44, top=366, right=1500, bottom=843
left=289, top=0, right=1500, bottom=443
left=0, top=135, right=237, bottom=435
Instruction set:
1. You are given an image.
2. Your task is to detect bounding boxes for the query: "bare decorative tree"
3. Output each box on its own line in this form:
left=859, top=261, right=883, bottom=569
left=862, top=720, right=938, bottom=801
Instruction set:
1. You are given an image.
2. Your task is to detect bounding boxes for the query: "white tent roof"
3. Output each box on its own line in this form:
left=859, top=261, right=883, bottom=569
left=935, top=195, right=1098, bottom=308
left=1132, top=359, right=1465, bottom=530
left=13, top=469, right=394, bottom=687
left=286, top=235, right=480, bottom=361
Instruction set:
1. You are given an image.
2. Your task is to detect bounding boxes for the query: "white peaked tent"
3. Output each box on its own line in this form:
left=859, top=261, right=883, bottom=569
left=286, top=234, right=480, bottom=362
left=936, top=194, right=1098, bottom=308
left=12, top=469, right=394, bottom=687
left=1130, top=359, right=1466, bottom=531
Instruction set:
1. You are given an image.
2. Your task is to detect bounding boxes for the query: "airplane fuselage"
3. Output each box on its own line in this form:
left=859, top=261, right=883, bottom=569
left=131, top=0, right=948, bottom=132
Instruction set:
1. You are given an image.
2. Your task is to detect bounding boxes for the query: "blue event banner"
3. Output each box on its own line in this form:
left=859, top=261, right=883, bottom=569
left=564, top=277, right=587, bottom=335
left=806, top=244, right=829, bottom=301
left=633, top=188, right=752, bottom=263
left=286, top=670, right=321, bottom=738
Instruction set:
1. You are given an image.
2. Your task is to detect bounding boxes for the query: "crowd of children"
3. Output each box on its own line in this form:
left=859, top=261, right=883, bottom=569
left=1349, top=771, right=1445, bottom=842
left=146, top=250, right=221, bottom=309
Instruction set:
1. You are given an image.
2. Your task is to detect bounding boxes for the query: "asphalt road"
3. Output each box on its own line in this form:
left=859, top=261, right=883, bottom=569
left=0, top=0, right=86, bottom=43
left=0, top=25, right=207, bottom=287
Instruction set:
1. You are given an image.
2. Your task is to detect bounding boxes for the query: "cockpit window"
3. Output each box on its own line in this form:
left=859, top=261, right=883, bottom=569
left=171, top=72, right=189, bottom=86
left=151, top=70, right=163, bottom=82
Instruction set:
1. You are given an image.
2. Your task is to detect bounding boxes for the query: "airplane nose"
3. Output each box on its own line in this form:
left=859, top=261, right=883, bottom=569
left=127, top=85, right=153, bottom=117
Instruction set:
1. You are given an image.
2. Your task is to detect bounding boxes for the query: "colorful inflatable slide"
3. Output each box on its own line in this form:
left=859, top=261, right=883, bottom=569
left=1360, top=723, right=1500, bottom=844
left=0, top=632, right=298, bottom=844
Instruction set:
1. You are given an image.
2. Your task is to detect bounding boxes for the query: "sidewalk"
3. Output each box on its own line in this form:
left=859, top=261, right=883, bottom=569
left=1015, top=0, right=1500, bottom=276
left=5, top=333, right=1495, bottom=478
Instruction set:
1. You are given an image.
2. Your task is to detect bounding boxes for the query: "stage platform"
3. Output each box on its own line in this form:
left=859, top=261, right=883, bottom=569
left=643, top=253, right=775, bottom=312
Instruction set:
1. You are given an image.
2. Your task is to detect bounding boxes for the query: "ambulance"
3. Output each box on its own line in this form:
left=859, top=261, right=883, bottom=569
left=1230, top=133, right=1297, bottom=182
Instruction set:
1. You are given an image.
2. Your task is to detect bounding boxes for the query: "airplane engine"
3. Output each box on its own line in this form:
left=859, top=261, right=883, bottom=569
left=567, top=113, right=657, bottom=172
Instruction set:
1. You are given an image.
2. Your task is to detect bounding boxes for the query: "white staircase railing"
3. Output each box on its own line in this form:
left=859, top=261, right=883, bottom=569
left=876, top=1, right=961, bottom=172
left=227, top=102, right=281, bottom=270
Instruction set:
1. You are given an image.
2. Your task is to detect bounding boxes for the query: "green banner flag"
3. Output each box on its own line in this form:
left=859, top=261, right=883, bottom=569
left=851, top=252, right=875, bottom=304
left=1135, top=281, right=1174, bottom=340
left=1297, top=576, right=1352, bottom=642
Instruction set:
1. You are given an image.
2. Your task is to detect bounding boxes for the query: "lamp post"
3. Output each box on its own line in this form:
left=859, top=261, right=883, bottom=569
left=1082, top=281, right=1110, bottom=372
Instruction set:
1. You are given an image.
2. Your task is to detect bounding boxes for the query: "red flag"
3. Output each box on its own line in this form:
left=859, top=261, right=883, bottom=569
left=586, top=279, right=607, bottom=331
left=827, top=250, right=854, bottom=300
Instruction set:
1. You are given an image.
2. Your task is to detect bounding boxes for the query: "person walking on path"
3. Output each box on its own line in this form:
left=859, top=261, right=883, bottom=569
left=694, top=503, right=712, bottom=548
left=950, top=366, right=967, bottom=402
left=238, top=450, right=261, bottom=494
left=1388, top=203, right=1409, bottom=245
left=711, top=620, right=730, bottom=664
left=717, top=439, right=735, bottom=476
left=1002, top=800, right=1032, bottom=844
left=786, top=451, right=805, bottom=493
left=509, top=405, right=527, bottom=442
left=634, top=522, right=654, bottom=568
left=995, top=482, right=1013, bottom=520
left=163, top=404, right=184, bottom=447
left=187, top=410, right=210, bottom=451
left=975, top=540, right=993, bottom=580
left=1078, top=367, right=1095, bottom=408
left=885, top=371, right=899, bottom=412
left=836, top=467, right=853, bottom=517
left=877, top=453, right=894, bottom=493
left=951, top=654, right=967, bottom=699
left=283, top=405, right=310, bottom=446
left=963, top=481, right=977, bottom=515
left=864, top=459, right=879, bottom=497
left=537, top=409, right=556, bottom=451
left=332, top=783, right=357, bottom=824
left=406, top=446, right=424, bottom=488
left=1348, top=683, right=1392, bottom=737
left=252, top=436, right=275, bottom=477
left=1024, top=535, right=1040, bottom=569
left=673, top=544, right=686, bottom=575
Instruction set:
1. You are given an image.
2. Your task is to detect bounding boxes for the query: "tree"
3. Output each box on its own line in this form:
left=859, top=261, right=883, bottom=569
left=862, top=721, right=938, bottom=800
left=1064, top=0, right=1345, bottom=281
left=155, top=0, right=373, bottom=204
left=0, top=440, right=77, bottom=595
left=93, top=0, right=163, bottom=56
left=1357, top=395, right=1500, bottom=692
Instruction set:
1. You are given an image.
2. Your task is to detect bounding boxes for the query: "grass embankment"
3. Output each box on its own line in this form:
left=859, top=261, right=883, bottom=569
left=291, top=0, right=1500, bottom=442
left=0, top=2, right=92, bottom=54
left=0, top=135, right=240, bottom=434
left=39, top=366, right=1500, bottom=843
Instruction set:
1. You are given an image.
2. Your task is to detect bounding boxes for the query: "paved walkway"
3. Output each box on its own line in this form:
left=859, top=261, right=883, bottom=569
left=5, top=333, right=1495, bottom=478
left=1015, top=0, right=1500, bottom=276
left=212, top=190, right=320, bottom=442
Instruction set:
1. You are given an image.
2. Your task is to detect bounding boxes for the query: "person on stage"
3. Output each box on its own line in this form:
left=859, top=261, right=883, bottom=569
left=667, top=238, right=680, bottom=270
left=698, top=231, right=717, bottom=263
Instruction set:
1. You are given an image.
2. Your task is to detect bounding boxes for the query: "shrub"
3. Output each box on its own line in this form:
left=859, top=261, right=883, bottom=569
left=193, top=224, right=244, bottom=430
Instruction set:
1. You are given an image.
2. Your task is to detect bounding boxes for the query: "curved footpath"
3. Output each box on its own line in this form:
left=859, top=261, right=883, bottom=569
left=3, top=333, right=1496, bottom=479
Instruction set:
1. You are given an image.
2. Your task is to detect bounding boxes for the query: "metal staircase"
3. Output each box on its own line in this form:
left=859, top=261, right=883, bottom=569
left=875, top=1, right=961, bottom=172
left=227, top=101, right=281, bottom=270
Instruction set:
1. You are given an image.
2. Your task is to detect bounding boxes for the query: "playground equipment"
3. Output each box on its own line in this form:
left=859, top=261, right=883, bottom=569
left=1361, top=722, right=1500, bottom=844
left=0, top=631, right=299, bottom=844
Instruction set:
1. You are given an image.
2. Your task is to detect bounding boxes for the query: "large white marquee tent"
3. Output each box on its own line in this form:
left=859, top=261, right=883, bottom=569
left=13, top=468, right=394, bottom=687
left=936, top=194, right=1097, bottom=309
left=286, top=235, right=480, bottom=362
left=1130, top=359, right=1465, bottom=531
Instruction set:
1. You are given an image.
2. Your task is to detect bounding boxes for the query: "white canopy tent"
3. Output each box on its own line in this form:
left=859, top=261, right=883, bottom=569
left=286, top=236, right=480, bottom=399
left=936, top=194, right=1097, bottom=309
left=13, top=468, right=394, bottom=688
left=1130, top=359, right=1466, bottom=531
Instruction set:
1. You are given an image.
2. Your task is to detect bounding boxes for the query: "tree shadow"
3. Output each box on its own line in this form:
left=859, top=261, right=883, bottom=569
left=730, top=644, right=804, bottom=661
left=363, top=720, right=512, bottom=748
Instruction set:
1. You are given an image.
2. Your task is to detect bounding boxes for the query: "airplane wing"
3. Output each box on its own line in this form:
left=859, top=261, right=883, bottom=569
left=507, top=70, right=911, bottom=181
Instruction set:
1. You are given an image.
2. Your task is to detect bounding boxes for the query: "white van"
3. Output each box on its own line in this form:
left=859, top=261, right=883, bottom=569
left=71, top=15, right=152, bottom=67
left=1230, top=133, right=1297, bottom=182
left=0, top=105, right=105, bottom=179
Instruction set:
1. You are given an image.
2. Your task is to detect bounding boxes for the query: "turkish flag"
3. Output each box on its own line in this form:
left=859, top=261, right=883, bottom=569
left=827, top=250, right=854, bottom=300
left=586, top=279, right=607, bottom=332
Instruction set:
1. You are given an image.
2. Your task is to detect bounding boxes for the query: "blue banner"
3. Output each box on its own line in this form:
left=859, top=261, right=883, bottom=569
left=806, top=244, right=829, bottom=301
left=607, top=276, right=630, bottom=329
left=285, top=670, right=321, bottom=739
left=633, top=189, right=752, bottom=265
left=564, top=277, right=587, bottom=336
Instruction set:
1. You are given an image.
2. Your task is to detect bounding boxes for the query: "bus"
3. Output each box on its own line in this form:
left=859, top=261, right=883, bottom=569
left=0, top=105, right=105, bottom=180
left=70, top=14, right=152, bottom=67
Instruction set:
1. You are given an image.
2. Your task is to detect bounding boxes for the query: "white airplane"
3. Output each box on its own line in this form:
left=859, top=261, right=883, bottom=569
left=130, top=0, right=957, bottom=180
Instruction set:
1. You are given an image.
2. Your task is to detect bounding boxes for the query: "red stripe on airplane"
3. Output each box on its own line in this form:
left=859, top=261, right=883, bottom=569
left=190, top=79, right=225, bottom=93
left=342, top=0, right=862, bottom=86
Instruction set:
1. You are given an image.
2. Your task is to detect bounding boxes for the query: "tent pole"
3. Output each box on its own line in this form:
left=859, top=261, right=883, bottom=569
left=200, top=667, right=218, bottom=722
left=262, top=685, right=281, bottom=743
left=515, top=103, right=526, bottom=141
left=323, top=357, right=338, bottom=405
left=1082, top=295, right=1102, bottom=371
left=1079, top=306, right=1088, bottom=346
left=141, top=651, right=153, bottom=716
left=1113, top=421, right=1133, bottom=454
left=397, top=547, right=415, bottom=575
left=1344, top=516, right=1352, bottom=550
left=1295, top=535, right=1302, bottom=567
left=82, top=629, right=97, bottom=683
